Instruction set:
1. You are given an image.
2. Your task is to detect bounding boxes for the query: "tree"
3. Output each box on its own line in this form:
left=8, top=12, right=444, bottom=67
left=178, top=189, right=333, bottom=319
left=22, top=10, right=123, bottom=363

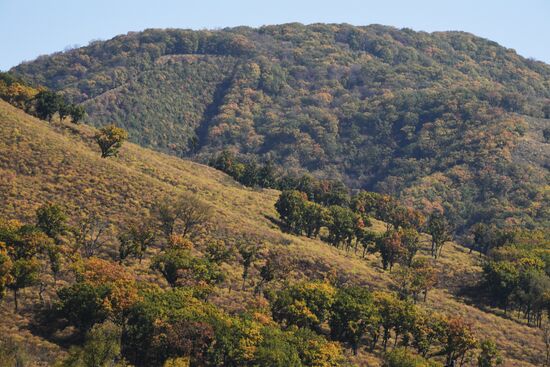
left=377, top=231, right=404, bottom=271
left=441, top=317, right=477, bottom=367
left=477, top=339, right=502, bottom=367
left=392, top=258, right=437, bottom=302
left=271, top=281, right=336, bottom=330
left=7, top=258, right=40, bottom=311
left=69, top=104, right=86, bottom=124
left=0, top=243, right=12, bottom=300
left=34, top=90, right=62, bottom=121
left=427, top=213, right=451, bottom=259
left=118, top=232, right=139, bottom=264
left=58, top=101, right=71, bottom=122
left=118, top=220, right=156, bottom=263
left=152, top=319, right=214, bottom=365
left=95, top=125, right=128, bottom=158
left=36, top=203, right=67, bottom=242
left=153, top=194, right=211, bottom=240
left=237, top=241, right=260, bottom=290
left=204, top=240, right=233, bottom=265
left=57, top=282, right=110, bottom=332
left=252, top=327, right=302, bottom=367
left=325, top=205, right=357, bottom=249
left=61, top=321, right=123, bottom=367
left=275, top=190, right=307, bottom=233
left=383, top=348, right=441, bottom=367
left=330, top=286, right=379, bottom=355
left=399, top=228, right=420, bottom=267
left=257, top=249, right=292, bottom=294
left=72, top=213, right=110, bottom=258
left=301, top=201, right=325, bottom=238
left=411, top=311, right=446, bottom=358
left=151, top=248, right=223, bottom=294
left=374, top=291, right=415, bottom=352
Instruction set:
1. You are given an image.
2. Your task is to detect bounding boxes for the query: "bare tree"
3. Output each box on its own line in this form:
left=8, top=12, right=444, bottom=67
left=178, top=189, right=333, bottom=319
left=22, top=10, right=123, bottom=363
left=153, top=193, right=211, bottom=240
left=72, top=213, right=110, bottom=258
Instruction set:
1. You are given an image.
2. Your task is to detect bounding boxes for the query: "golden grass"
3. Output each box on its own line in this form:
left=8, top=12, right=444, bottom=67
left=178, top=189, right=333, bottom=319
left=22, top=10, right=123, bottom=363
left=0, top=100, right=544, bottom=366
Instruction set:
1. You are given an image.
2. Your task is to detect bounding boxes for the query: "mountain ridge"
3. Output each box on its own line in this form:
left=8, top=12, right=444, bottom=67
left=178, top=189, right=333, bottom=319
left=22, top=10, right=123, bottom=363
left=9, top=23, right=550, bottom=234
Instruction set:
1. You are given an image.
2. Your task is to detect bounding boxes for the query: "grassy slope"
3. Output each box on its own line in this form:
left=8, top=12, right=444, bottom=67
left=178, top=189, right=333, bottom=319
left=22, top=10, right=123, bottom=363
left=0, top=100, right=543, bottom=366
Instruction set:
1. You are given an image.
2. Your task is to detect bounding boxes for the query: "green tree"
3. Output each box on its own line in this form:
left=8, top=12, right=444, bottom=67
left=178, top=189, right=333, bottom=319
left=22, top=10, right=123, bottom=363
left=329, top=286, right=379, bottom=355
left=61, top=321, right=123, bottom=367
left=94, top=125, right=128, bottom=158
left=325, top=205, right=357, bottom=249
left=427, top=213, right=451, bottom=259
left=383, top=348, right=441, bottom=367
left=36, top=203, right=67, bottom=241
left=275, top=190, right=307, bottom=233
left=252, top=327, right=302, bottom=367
left=7, top=258, right=40, bottom=311
left=399, top=228, right=420, bottom=267
left=477, top=339, right=502, bottom=367
left=301, top=201, right=325, bottom=238
left=237, top=241, right=259, bottom=290
left=34, top=90, right=62, bottom=122
left=57, top=282, right=110, bottom=332
left=69, top=104, right=86, bottom=124
left=271, top=281, right=336, bottom=330
left=151, top=248, right=223, bottom=293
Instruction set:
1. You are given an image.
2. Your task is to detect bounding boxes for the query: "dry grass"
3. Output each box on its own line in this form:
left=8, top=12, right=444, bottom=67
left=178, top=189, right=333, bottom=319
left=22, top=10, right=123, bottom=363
left=0, top=100, right=543, bottom=366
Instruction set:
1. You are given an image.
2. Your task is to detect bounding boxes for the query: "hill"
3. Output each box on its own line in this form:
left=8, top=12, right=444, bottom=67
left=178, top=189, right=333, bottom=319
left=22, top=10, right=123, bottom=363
left=10, top=23, right=550, bottom=233
left=0, top=100, right=547, bottom=366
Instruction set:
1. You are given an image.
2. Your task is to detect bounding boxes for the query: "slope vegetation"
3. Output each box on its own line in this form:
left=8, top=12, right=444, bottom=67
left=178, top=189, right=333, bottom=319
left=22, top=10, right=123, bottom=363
left=0, top=100, right=546, bottom=366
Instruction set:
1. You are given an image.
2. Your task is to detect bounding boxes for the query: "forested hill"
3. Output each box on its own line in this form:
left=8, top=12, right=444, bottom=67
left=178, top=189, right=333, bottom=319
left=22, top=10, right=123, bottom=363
left=10, top=23, right=550, bottom=232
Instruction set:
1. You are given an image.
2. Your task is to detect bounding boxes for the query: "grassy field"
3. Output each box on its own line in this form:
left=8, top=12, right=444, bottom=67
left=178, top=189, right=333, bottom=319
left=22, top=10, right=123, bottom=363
left=0, top=100, right=544, bottom=366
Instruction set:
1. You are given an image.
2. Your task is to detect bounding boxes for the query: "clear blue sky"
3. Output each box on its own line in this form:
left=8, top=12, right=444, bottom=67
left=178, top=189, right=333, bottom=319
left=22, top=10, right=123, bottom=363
left=1, top=0, right=549, bottom=71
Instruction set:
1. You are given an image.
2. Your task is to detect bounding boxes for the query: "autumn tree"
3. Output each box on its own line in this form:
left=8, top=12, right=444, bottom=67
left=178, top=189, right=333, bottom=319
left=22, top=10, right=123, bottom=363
left=94, top=124, right=128, bottom=158
left=377, top=231, right=404, bottom=271
left=441, top=317, right=478, bottom=367
left=0, top=243, right=12, bottom=300
left=392, top=258, right=437, bottom=302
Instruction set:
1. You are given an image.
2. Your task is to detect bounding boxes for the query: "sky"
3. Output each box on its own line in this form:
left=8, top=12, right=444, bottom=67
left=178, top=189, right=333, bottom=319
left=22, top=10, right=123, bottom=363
left=1, top=0, right=549, bottom=71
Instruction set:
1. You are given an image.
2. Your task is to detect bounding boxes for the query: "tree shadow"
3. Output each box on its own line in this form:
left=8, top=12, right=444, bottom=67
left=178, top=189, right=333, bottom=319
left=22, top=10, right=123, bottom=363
left=28, top=304, right=83, bottom=348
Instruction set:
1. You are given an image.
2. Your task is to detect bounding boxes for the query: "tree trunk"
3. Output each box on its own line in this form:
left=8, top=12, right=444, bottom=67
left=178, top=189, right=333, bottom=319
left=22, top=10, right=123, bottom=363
left=13, top=289, right=18, bottom=312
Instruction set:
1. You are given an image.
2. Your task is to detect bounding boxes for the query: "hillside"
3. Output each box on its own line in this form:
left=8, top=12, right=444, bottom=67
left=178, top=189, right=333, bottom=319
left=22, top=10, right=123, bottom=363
left=10, top=23, right=550, bottom=233
left=0, top=100, right=547, bottom=366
